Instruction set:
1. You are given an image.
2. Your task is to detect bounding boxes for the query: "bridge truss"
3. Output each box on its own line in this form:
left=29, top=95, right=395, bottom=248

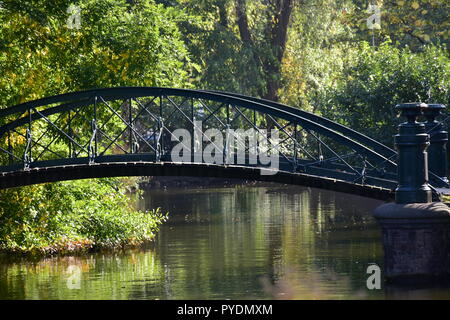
left=0, top=87, right=446, bottom=199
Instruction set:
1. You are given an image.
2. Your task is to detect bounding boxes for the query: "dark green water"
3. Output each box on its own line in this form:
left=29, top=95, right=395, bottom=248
left=1, top=184, right=449, bottom=299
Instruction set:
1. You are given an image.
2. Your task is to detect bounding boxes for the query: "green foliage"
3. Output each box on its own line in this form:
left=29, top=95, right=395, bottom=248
left=313, top=41, right=450, bottom=146
left=168, top=0, right=295, bottom=100
left=0, top=0, right=197, bottom=108
left=279, top=0, right=356, bottom=111
left=0, top=0, right=191, bottom=255
left=169, top=0, right=261, bottom=95
left=344, top=0, right=450, bottom=49
left=0, top=178, right=168, bottom=254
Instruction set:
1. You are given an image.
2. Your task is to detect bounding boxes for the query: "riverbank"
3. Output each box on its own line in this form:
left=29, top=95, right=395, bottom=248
left=0, top=238, right=159, bottom=262
left=0, top=178, right=167, bottom=258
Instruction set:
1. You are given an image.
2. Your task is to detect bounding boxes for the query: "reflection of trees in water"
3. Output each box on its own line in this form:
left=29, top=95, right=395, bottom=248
left=143, top=184, right=383, bottom=299
left=0, top=249, right=166, bottom=299
left=0, top=185, right=387, bottom=299
left=306, top=189, right=385, bottom=292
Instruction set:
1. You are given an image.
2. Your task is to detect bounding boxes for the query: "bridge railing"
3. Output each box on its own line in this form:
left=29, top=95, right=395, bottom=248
left=0, top=87, right=401, bottom=190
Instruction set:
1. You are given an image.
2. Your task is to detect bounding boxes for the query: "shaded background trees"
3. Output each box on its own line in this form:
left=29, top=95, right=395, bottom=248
left=157, top=0, right=294, bottom=101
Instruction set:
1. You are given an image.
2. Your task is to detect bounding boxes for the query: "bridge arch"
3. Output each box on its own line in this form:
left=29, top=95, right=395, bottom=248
left=0, top=162, right=393, bottom=200
left=0, top=87, right=401, bottom=196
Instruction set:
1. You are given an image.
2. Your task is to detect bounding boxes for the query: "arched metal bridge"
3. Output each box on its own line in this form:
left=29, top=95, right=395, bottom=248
left=0, top=87, right=447, bottom=200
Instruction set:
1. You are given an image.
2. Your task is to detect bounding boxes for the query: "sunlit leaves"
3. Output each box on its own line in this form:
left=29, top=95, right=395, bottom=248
left=313, top=41, right=450, bottom=146
left=0, top=0, right=197, bottom=110
left=0, top=0, right=183, bottom=254
left=0, top=179, right=168, bottom=254
left=343, top=0, right=449, bottom=48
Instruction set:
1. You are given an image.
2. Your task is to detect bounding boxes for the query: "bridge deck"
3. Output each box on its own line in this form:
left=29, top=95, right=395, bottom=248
left=0, top=161, right=394, bottom=201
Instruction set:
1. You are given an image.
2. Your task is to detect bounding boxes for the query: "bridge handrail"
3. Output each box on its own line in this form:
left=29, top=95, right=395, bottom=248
left=203, top=91, right=448, bottom=189
left=203, top=90, right=397, bottom=159
left=0, top=87, right=398, bottom=173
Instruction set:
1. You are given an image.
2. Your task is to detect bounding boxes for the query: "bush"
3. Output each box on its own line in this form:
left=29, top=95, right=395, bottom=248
left=0, top=178, right=168, bottom=255
left=313, top=41, right=450, bottom=146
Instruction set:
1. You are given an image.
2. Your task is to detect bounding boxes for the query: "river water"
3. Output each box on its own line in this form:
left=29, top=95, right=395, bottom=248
left=1, top=184, right=449, bottom=299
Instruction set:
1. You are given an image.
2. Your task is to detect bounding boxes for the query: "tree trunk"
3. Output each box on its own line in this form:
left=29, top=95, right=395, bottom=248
left=261, top=0, right=294, bottom=102
left=234, top=0, right=294, bottom=103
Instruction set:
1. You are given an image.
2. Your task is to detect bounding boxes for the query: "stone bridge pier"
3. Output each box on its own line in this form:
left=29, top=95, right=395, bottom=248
left=374, top=103, right=450, bottom=284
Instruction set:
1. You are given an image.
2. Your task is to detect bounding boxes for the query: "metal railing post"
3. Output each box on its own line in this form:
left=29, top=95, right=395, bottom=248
left=394, top=102, right=432, bottom=203
left=424, top=104, right=448, bottom=185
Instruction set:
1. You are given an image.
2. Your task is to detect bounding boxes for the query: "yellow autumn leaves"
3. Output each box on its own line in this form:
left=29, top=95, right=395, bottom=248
left=412, top=2, right=420, bottom=9
left=398, top=0, right=444, bottom=8
left=94, top=48, right=132, bottom=82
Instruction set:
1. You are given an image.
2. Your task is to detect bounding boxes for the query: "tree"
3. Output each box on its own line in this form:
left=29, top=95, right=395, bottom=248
left=279, top=0, right=355, bottom=111
left=235, top=0, right=294, bottom=101
left=0, top=0, right=193, bottom=253
left=0, top=0, right=197, bottom=108
left=165, top=0, right=294, bottom=102
left=314, top=42, right=450, bottom=146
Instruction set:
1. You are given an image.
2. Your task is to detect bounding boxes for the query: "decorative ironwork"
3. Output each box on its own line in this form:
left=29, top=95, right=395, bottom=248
left=0, top=87, right=442, bottom=197
left=23, top=128, right=32, bottom=170
left=88, top=119, right=97, bottom=164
